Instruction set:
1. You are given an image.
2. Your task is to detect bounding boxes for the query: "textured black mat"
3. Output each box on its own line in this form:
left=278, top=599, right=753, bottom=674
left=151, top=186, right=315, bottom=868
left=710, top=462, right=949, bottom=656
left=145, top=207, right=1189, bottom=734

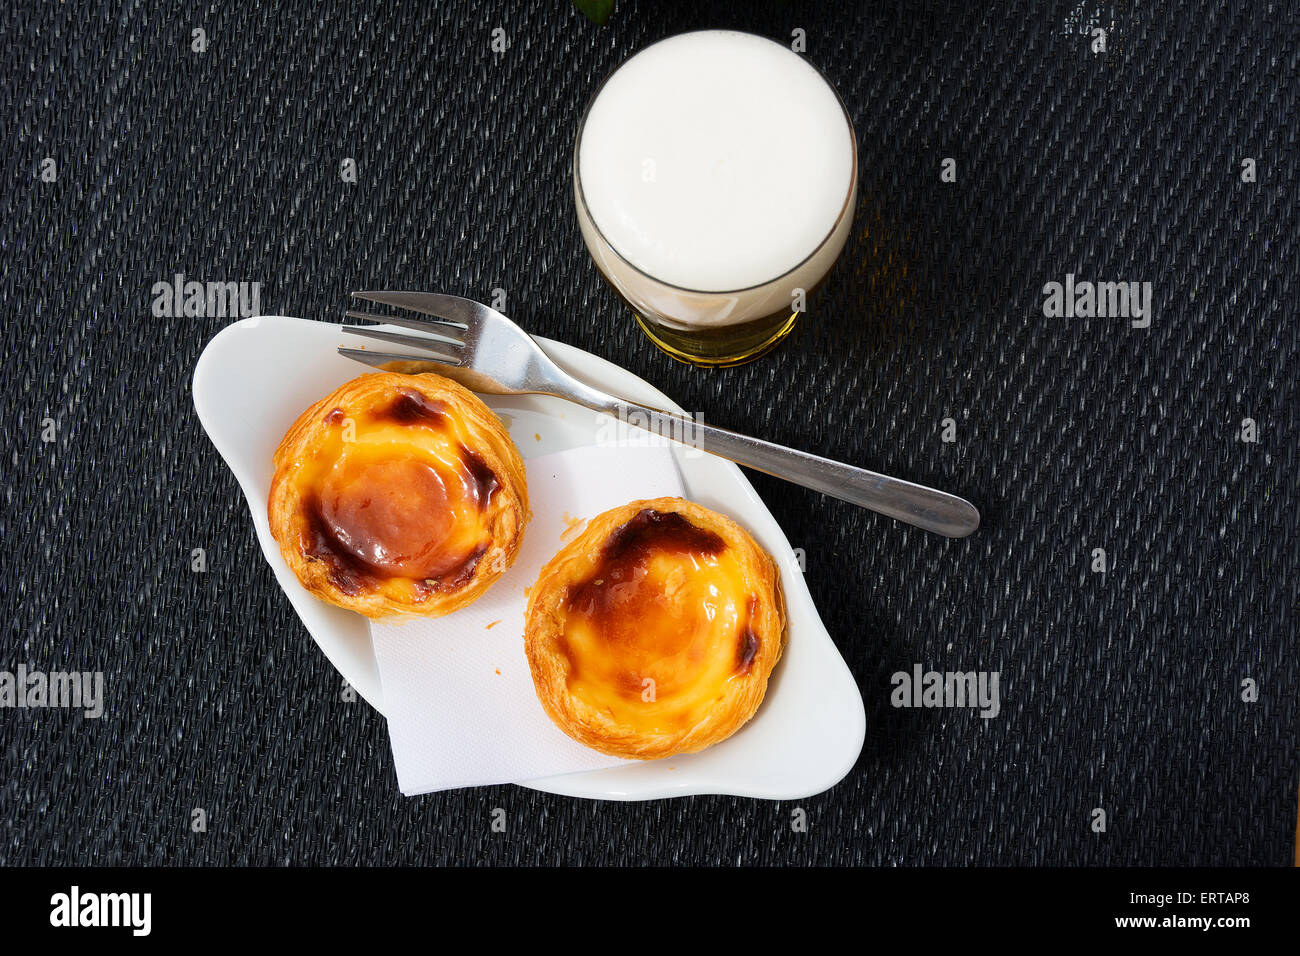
left=2, top=0, right=1296, bottom=865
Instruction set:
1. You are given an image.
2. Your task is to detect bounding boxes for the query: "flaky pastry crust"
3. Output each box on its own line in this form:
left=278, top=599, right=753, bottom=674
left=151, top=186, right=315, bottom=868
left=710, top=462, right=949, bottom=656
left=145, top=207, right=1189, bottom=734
left=524, top=497, right=785, bottom=760
left=268, top=372, right=529, bottom=618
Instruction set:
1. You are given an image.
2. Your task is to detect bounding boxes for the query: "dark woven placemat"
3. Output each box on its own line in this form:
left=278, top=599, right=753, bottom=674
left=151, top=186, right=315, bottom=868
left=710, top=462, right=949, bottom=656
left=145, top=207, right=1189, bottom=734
left=1, top=0, right=1296, bottom=865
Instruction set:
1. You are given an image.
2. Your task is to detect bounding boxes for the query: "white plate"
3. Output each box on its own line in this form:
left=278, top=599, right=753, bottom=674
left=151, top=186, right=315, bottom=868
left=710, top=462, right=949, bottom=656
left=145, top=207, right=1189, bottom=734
left=193, top=316, right=865, bottom=801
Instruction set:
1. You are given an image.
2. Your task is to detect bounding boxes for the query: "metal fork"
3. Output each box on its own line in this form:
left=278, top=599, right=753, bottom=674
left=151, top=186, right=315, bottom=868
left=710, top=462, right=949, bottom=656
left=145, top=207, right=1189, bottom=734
left=338, top=292, right=980, bottom=538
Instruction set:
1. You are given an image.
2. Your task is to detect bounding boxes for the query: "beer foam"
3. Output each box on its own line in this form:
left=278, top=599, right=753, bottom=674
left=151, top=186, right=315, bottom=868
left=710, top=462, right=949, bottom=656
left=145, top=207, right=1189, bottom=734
left=577, top=30, right=855, bottom=293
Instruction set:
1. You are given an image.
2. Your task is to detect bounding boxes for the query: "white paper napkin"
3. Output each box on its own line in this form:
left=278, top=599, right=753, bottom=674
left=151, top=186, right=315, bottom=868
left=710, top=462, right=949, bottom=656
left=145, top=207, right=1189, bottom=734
left=371, top=442, right=685, bottom=794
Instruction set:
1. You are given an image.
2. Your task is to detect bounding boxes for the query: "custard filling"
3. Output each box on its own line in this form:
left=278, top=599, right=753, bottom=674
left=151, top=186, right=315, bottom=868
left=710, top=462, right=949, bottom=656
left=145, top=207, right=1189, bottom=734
left=559, top=509, right=759, bottom=736
left=291, top=389, right=499, bottom=598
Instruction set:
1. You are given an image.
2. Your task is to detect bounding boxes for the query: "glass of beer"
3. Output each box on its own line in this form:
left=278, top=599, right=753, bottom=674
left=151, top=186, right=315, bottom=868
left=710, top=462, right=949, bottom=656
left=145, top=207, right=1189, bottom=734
left=574, top=30, right=858, bottom=367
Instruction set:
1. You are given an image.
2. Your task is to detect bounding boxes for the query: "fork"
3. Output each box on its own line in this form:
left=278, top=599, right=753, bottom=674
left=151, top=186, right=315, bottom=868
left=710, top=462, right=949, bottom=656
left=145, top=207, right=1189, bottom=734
left=338, top=292, right=980, bottom=538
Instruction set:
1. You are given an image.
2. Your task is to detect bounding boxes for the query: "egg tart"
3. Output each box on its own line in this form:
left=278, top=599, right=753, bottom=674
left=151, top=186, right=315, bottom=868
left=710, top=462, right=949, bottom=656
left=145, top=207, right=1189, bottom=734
left=268, top=372, right=529, bottom=618
left=524, top=497, right=784, bottom=760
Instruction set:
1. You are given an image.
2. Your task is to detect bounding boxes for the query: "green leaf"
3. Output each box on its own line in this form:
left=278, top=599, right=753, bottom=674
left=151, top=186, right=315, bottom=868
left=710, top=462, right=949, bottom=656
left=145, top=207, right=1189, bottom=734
left=573, top=0, right=615, bottom=26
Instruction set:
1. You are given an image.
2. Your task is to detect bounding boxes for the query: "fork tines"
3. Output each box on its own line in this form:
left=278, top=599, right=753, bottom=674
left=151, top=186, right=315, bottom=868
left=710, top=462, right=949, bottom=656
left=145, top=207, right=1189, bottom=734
left=339, top=291, right=472, bottom=368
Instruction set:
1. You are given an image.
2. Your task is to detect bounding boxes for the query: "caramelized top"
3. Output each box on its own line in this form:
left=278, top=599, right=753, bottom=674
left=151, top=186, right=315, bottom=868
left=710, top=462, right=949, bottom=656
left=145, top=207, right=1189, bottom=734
left=559, top=509, right=759, bottom=735
left=294, top=389, right=499, bottom=597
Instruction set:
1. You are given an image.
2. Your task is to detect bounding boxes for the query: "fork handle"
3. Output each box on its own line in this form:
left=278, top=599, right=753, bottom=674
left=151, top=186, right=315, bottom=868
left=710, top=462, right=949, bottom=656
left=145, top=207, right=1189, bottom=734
left=577, top=397, right=980, bottom=538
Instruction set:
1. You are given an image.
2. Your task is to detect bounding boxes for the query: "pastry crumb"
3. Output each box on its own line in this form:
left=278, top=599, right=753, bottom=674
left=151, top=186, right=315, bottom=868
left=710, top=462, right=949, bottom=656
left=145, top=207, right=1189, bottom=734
left=560, top=512, right=586, bottom=543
